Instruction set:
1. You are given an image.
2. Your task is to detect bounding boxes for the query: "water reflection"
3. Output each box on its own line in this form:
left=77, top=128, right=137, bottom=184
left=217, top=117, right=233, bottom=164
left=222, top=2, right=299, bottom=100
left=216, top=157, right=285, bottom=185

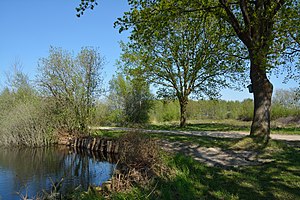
left=0, top=146, right=116, bottom=200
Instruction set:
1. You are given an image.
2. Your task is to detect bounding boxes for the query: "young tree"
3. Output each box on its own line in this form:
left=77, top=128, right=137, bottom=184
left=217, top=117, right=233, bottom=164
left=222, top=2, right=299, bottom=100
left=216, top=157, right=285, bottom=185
left=108, top=73, right=153, bottom=125
left=119, top=13, right=245, bottom=127
left=37, top=47, right=104, bottom=132
left=77, top=47, right=105, bottom=125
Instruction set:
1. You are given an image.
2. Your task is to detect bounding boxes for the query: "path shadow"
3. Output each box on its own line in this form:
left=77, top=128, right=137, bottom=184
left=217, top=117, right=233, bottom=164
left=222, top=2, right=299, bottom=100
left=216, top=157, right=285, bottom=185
left=150, top=148, right=300, bottom=199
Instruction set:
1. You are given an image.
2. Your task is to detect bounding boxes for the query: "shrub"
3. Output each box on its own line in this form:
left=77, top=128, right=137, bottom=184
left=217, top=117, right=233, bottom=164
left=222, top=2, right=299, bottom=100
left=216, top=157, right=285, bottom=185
left=0, top=100, right=55, bottom=146
left=105, top=132, right=163, bottom=193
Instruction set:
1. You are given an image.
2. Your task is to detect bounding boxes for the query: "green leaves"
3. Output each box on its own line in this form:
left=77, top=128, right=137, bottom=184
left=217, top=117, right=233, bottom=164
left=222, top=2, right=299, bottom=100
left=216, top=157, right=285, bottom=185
left=108, top=74, right=153, bottom=124
left=75, top=0, right=98, bottom=17
left=37, top=47, right=104, bottom=131
left=116, top=1, right=249, bottom=126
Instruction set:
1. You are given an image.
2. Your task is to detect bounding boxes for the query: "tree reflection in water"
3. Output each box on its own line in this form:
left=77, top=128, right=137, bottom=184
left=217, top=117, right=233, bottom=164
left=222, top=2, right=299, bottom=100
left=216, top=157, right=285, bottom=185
left=0, top=146, right=117, bottom=200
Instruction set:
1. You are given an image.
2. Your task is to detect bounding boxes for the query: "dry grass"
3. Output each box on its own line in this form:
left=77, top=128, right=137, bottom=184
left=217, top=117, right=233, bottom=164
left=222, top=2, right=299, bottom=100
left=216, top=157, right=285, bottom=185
left=95, top=132, right=166, bottom=196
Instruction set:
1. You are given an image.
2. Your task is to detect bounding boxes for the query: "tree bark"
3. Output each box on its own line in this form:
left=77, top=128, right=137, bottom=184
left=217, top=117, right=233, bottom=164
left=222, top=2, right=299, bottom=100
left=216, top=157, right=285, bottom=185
left=179, top=97, right=188, bottom=127
left=249, top=56, right=273, bottom=144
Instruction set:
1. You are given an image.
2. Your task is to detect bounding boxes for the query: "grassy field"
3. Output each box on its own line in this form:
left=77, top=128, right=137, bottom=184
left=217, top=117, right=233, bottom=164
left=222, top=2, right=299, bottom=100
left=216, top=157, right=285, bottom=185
left=84, top=129, right=300, bottom=200
left=145, top=119, right=300, bottom=135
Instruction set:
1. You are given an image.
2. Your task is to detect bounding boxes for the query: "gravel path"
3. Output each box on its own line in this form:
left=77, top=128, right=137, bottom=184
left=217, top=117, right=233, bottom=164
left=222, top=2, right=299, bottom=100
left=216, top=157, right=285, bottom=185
left=159, top=140, right=276, bottom=168
left=97, top=127, right=300, bottom=141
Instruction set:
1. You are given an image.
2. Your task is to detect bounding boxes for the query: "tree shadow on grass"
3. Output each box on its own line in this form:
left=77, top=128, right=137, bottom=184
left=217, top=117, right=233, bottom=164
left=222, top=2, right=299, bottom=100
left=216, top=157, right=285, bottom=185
left=183, top=123, right=249, bottom=132
left=150, top=142, right=300, bottom=200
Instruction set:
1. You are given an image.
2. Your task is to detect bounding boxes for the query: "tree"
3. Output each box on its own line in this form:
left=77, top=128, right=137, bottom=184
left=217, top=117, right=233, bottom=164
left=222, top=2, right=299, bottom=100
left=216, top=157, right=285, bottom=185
left=213, top=0, right=299, bottom=143
left=37, top=47, right=104, bottom=132
left=273, top=88, right=300, bottom=108
left=77, top=0, right=299, bottom=143
left=108, top=73, right=153, bottom=125
left=77, top=47, right=104, bottom=125
left=119, top=12, right=245, bottom=127
left=5, top=61, right=34, bottom=102
left=116, top=0, right=299, bottom=143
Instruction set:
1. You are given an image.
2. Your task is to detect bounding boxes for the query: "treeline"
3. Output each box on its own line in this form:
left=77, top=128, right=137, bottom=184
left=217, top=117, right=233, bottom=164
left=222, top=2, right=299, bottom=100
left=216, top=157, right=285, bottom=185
left=149, top=98, right=300, bottom=123
left=92, top=88, right=300, bottom=125
left=150, top=99, right=254, bottom=122
left=0, top=47, right=299, bottom=146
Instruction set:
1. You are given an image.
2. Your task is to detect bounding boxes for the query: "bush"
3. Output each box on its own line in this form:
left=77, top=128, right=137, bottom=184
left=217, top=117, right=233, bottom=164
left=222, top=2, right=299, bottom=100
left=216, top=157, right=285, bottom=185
left=0, top=99, right=56, bottom=146
left=96, top=132, right=163, bottom=194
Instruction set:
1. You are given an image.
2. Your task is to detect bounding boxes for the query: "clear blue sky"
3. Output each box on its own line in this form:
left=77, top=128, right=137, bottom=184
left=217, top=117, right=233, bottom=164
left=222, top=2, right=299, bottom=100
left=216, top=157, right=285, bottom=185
left=0, top=0, right=297, bottom=101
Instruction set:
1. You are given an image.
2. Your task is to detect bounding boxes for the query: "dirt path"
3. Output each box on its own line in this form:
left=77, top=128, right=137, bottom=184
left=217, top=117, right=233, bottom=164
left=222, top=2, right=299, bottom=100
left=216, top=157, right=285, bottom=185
left=159, top=139, right=277, bottom=167
left=96, top=127, right=300, bottom=167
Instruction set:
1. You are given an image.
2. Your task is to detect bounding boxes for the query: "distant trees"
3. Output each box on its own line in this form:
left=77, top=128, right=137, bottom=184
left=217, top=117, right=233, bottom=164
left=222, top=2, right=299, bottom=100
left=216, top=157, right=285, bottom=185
left=272, top=88, right=300, bottom=119
left=150, top=100, right=180, bottom=123
left=37, top=47, right=104, bottom=132
left=148, top=97, right=299, bottom=123
left=273, top=88, right=300, bottom=108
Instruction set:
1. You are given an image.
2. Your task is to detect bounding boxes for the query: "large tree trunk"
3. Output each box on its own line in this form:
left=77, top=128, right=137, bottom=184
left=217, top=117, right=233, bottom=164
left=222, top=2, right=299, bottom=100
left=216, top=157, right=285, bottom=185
left=179, top=97, right=188, bottom=127
left=250, top=58, right=273, bottom=144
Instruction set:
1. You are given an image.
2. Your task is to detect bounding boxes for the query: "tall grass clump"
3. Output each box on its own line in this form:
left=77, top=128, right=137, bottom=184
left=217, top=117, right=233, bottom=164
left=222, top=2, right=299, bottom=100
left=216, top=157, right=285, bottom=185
left=0, top=66, right=56, bottom=146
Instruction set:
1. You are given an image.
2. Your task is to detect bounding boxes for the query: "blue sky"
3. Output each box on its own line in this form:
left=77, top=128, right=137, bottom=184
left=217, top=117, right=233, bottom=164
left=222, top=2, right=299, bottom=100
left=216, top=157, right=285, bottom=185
left=0, top=0, right=297, bottom=101
left=0, top=0, right=129, bottom=89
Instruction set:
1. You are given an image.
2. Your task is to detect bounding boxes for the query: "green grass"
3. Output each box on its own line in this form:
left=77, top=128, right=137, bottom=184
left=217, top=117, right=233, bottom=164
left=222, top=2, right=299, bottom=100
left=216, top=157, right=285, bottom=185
left=153, top=145, right=300, bottom=200
left=148, top=122, right=249, bottom=132
left=271, top=126, right=300, bottom=135
left=146, top=119, right=300, bottom=135
left=149, top=131, right=237, bottom=149
left=91, top=119, right=300, bottom=135
left=79, top=130, right=300, bottom=199
left=91, top=130, right=125, bottom=138
left=155, top=134, right=300, bottom=200
left=81, top=142, right=300, bottom=199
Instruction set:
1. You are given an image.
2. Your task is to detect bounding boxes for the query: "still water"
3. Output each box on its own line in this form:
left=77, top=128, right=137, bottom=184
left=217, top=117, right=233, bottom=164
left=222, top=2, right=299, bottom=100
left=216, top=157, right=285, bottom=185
left=0, top=146, right=116, bottom=200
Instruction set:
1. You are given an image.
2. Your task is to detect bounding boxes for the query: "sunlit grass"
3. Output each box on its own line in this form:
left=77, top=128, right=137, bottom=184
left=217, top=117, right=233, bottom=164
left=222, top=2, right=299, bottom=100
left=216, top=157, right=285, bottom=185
left=81, top=129, right=300, bottom=199
left=91, top=130, right=125, bottom=138
left=159, top=140, right=299, bottom=199
left=147, top=119, right=300, bottom=135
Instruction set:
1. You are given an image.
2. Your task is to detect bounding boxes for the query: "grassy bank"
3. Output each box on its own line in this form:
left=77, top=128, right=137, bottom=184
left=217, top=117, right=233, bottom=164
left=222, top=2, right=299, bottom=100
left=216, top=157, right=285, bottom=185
left=78, top=130, right=300, bottom=200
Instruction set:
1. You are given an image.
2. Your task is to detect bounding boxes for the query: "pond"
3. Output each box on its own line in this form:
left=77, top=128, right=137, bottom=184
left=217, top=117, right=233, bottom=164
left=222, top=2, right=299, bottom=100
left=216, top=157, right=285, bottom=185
left=0, top=146, right=117, bottom=200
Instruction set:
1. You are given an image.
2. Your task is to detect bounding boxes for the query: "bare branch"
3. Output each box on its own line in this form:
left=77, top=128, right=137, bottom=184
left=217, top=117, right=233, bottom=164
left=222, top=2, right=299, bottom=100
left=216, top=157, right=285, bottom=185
left=240, top=0, right=251, bottom=32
